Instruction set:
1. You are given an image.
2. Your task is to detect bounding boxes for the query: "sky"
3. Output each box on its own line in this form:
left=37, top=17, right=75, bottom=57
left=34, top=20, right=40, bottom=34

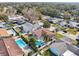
left=0, top=0, right=79, bottom=2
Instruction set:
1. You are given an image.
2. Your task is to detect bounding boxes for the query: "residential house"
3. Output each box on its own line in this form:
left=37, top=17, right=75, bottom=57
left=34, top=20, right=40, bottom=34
left=8, top=15, right=25, bottom=25
left=49, top=24, right=56, bottom=32
left=69, top=21, right=77, bottom=28
left=76, top=35, right=79, bottom=41
left=50, top=41, right=68, bottom=56
left=61, top=36, right=77, bottom=45
left=33, top=28, right=55, bottom=39
left=3, top=37, right=24, bottom=56
left=41, top=15, right=51, bottom=20
left=63, top=50, right=77, bottom=56
left=50, top=41, right=79, bottom=56
left=0, top=39, right=9, bottom=56
left=13, top=36, right=33, bottom=56
left=47, top=18, right=64, bottom=24
left=59, top=21, right=68, bottom=28
left=33, top=21, right=43, bottom=31
left=0, top=22, right=5, bottom=28
left=7, top=29, right=17, bottom=36
left=23, top=46, right=33, bottom=56
left=22, top=22, right=33, bottom=33
left=47, top=18, right=54, bottom=23
left=0, top=28, right=11, bottom=38
left=66, top=44, right=79, bottom=55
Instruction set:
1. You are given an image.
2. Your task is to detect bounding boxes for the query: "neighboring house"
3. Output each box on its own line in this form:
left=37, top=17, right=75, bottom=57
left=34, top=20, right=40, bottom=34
left=33, top=28, right=55, bottom=39
left=63, top=50, right=77, bottom=56
left=50, top=40, right=79, bottom=56
left=0, top=24, right=4, bottom=28
left=48, top=18, right=64, bottom=24
left=76, top=35, right=79, bottom=41
left=22, top=22, right=33, bottom=33
left=8, top=15, right=25, bottom=21
left=0, top=22, right=5, bottom=28
left=8, top=15, right=26, bottom=25
left=51, top=20, right=58, bottom=24
left=0, top=39, right=9, bottom=56
left=0, top=28, right=11, bottom=38
left=61, top=37, right=75, bottom=45
left=7, top=29, right=17, bottom=36
left=41, top=15, right=51, bottom=20
left=50, top=41, right=78, bottom=56
left=3, top=37, right=24, bottom=56
left=54, top=18, right=64, bottom=22
left=69, top=21, right=77, bottom=28
left=49, top=24, right=56, bottom=32
left=76, top=23, right=79, bottom=29
left=23, top=45, right=33, bottom=56
left=59, top=21, right=68, bottom=28
left=68, top=20, right=79, bottom=28
left=33, top=22, right=43, bottom=31
left=50, top=41, right=68, bottom=56
left=47, top=18, right=54, bottom=22
left=66, top=44, right=79, bottom=55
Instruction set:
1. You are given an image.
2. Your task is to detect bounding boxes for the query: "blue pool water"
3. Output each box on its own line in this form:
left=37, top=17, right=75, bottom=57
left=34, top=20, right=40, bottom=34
left=35, top=40, right=45, bottom=48
left=15, top=38, right=27, bottom=48
left=49, top=48, right=60, bottom=56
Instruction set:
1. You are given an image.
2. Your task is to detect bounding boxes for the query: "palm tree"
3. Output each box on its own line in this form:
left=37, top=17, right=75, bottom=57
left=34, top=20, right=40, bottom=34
left=43, top=33, right=51, bottom=42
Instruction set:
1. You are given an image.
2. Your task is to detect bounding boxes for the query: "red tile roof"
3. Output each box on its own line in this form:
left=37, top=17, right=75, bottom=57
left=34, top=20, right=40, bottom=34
left=0, top=29, right=10, bottom=37
left=33, top=28, right=55, bottom=38
left=3, top=38, right=24, bottom=56
left=0, top=39, right=9, bottom=56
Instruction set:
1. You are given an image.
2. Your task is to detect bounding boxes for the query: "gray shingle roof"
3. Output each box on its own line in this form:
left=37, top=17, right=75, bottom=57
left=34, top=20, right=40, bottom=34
left=22, top=22, right=33, bottom=33
left=50, top=41, right=68, bottom=55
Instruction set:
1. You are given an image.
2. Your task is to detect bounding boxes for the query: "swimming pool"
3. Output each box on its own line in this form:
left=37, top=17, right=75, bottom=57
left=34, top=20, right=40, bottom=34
left=35, top=40, right=45, bottom=48
left=49, top=48, right=60, bottom=56
left=15, top=38, right=27, bottom=48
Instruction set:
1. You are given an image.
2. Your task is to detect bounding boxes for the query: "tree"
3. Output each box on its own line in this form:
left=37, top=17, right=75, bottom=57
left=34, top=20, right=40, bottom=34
left=0, top=15, right=8, bottom=22
left=44, top=34, right=51, bottom=42
left=21, top=35, right=29, bottom=44
left=43, top=20, right=50, bottom=28
left=39, top=7, right=60, bottom=17
left=29, top=36, right=38, bottom=52
left=63, top=11, right=71, bottom=20
left=42, top=32, right=51, bottom=42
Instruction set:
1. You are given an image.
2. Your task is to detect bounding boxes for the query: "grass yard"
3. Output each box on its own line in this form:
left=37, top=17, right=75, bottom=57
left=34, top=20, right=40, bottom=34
left=66, top=28, right=77, bottom=35
left=43, top=50, right=52, bottom=56
left=52, top=23, right=65, bottom=30
left=55, top=32, right=64, bottom=40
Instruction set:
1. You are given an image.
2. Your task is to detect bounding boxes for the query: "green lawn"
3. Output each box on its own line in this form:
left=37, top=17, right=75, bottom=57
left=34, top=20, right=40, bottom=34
left=66, top=28, right=77, bottom=35
left=55, top=32, right=64, bottom=40
left=43, top=50, right=52, bottom=56
left=51, top=23, right=65, bottom=30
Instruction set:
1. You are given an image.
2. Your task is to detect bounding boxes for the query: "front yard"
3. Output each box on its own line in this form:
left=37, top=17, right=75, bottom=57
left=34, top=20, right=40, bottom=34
left=42, top=50, right=52, bottom=56
left=66, top=28, right=78, bottom=35
left=51, top=23, right=65, bottom=30
left=55, top=32, right=64, bottom=40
